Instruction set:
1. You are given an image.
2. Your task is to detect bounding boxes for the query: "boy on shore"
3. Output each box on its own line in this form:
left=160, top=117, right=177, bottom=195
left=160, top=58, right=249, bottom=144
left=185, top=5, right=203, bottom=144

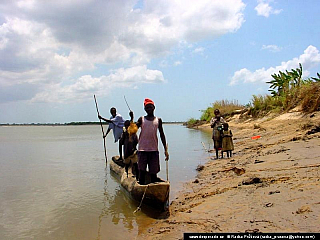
left=136, top=98, right=169, bottom=185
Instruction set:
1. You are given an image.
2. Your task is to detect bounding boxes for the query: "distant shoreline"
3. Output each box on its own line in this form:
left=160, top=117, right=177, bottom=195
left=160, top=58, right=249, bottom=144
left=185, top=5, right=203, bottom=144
left=0, top=121, right=185, bottom=126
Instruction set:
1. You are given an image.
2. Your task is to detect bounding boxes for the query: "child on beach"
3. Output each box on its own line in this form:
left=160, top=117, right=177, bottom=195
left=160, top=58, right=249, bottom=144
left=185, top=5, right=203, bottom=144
left=221, top=122, right=234, bottom=158
left=119, top=120, right=139, bottom=180
left=136, top=98, right=169, bottom=185
left=210, top=109, right=226, bottom=159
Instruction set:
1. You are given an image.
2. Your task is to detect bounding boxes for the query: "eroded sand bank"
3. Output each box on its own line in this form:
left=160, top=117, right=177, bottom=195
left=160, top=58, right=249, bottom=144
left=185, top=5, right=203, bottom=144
left=139, top=110, right=320, bottom=239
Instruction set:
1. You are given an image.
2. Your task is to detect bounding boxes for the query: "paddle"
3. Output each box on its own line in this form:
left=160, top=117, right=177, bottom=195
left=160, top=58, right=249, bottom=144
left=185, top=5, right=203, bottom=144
left=166, top=143, right=169, bottom=182
left=94, top=95, right=108, bottom=163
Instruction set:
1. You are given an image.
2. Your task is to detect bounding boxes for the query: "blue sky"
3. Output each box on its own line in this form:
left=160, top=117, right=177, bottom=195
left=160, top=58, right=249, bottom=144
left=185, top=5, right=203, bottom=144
left=0, top=0, right=319, bottom=123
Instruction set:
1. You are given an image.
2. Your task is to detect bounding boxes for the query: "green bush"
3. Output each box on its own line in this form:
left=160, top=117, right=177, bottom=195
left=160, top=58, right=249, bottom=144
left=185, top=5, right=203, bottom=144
left=200, top=107, right=214, bottom=122
left=187, top=118, right=198, bottom=125
left=248, top=94, right=284, bottom=117
left=186, top=118, right=204, bottom=128
left=200, top=99, right=244, bottom=122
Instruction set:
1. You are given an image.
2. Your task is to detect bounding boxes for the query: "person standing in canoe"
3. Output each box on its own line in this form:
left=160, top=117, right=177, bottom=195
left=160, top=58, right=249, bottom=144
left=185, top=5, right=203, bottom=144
left=210, top=109, right=226, bottom=159
left=136, top=98, right=169, bottom=185
left=98, top=107, right=126, bottom=160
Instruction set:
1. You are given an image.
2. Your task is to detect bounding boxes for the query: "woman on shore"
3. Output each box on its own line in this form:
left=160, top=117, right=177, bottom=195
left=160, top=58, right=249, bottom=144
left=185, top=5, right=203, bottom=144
left=210, top=109, right=225, bottom=159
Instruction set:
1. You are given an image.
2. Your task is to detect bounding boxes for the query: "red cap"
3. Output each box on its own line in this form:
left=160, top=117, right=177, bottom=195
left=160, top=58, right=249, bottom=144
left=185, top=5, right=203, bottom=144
left=144, top=98, right=154, bottom=106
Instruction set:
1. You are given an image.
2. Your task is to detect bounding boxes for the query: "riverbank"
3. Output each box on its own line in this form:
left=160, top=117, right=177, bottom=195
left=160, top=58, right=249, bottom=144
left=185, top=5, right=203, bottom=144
left=139, top=109, right=320, bottom=239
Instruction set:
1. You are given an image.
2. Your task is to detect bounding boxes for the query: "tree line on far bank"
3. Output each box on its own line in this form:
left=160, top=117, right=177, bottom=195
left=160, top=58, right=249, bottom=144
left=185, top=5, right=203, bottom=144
left=187, top=63, right=320, bottom=127
left=1, top=121, right=184, bottom=126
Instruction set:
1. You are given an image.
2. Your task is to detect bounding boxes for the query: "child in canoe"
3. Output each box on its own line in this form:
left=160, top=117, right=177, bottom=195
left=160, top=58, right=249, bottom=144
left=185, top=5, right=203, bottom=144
left=119, top=119, right=139, bottom=180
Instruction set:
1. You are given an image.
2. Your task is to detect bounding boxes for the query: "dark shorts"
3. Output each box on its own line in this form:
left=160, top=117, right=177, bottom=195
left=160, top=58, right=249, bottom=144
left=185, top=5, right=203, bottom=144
left=137, top=151, right=160, bottom=174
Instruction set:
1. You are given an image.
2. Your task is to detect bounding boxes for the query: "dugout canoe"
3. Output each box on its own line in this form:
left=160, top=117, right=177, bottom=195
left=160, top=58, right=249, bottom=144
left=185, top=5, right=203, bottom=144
left=110, top=156, right=170, bottom=210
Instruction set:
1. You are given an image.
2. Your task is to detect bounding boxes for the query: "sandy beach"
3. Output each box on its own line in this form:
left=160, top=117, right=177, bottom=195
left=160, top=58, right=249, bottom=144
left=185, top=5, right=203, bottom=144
left=139, top=109, right=320, bottom=239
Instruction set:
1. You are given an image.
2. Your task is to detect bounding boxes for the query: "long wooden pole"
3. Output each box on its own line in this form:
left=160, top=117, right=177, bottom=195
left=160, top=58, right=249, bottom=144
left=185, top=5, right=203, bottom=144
left=166, top=161, right=169, bottom=182
left=166, top=143, right=169, bottom=182
left=124, top=95, right=131, bottom=112
left=94, top=95, right=107, bottom=163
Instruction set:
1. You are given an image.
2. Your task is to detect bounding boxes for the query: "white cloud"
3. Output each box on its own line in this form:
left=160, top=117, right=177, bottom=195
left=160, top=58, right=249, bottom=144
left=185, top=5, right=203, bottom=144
left=31, top=65, right=165, bottom=103
left=255, top=0, right=282, bottom=18
left=193, top=47, right=205, bottom=54
left=0, top=0, right=246, bottom=103
left=230, top=45, right=320, bottom=85
left=262, top=44, right=282, bottom=52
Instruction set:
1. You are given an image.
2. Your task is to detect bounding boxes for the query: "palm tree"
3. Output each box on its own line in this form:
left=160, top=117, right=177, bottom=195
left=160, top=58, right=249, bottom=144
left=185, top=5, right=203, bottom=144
left=311, top=73, right=320, bottom=82
left=288, top=63, right=303, bottom=87
left=267, top=70, right=290, bottom=96
left=267, top=63, right=304, bottom=96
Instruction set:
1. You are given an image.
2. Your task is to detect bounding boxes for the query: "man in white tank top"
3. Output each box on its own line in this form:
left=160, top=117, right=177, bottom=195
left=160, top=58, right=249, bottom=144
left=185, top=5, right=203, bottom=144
left=136, top=98, right=169, bottom=185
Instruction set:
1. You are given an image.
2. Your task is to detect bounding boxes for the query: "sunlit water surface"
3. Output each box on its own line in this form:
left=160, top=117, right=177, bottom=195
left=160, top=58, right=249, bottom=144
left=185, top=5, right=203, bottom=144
left=0, top=124, right=212, bottom=240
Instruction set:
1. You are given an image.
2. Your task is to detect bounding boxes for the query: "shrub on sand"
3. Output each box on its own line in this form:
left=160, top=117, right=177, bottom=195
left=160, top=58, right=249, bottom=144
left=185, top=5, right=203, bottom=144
left=186, top=118, right=204, bottom=128
left=248, top=94, right=284, bottom=117
left=200, top=100, right=244, bottom=122
left=300, top=82, right=320, bottom=113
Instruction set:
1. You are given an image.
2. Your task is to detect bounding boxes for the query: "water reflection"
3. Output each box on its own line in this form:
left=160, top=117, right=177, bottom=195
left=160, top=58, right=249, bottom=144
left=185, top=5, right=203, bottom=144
left=109, top=188, right=136, bottom=229
left=96, top=164, right=171, bottom=239
left=96, top=167, right=109, bottom=240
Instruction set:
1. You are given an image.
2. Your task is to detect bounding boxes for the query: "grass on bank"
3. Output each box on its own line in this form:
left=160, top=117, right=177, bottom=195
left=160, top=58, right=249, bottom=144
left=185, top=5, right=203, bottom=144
left=185, top=100, right=244, bottom=127
left=187, top=64, right=320, bottom=127
left=200, top=99, right=244, bottom=122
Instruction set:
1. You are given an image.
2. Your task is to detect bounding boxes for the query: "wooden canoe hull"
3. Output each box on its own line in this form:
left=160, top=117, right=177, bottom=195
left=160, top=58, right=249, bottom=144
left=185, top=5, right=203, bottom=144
left=110, top=156, right=170, bottom=210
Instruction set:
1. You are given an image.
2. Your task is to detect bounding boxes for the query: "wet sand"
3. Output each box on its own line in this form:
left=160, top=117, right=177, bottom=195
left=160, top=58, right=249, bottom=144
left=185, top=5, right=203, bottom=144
left=138, top=110, right=320, bottom=239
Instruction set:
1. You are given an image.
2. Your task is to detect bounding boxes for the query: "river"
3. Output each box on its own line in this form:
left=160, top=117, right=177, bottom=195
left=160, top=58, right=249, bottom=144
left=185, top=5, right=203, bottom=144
left=0, top=124, right=212, bottom=240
